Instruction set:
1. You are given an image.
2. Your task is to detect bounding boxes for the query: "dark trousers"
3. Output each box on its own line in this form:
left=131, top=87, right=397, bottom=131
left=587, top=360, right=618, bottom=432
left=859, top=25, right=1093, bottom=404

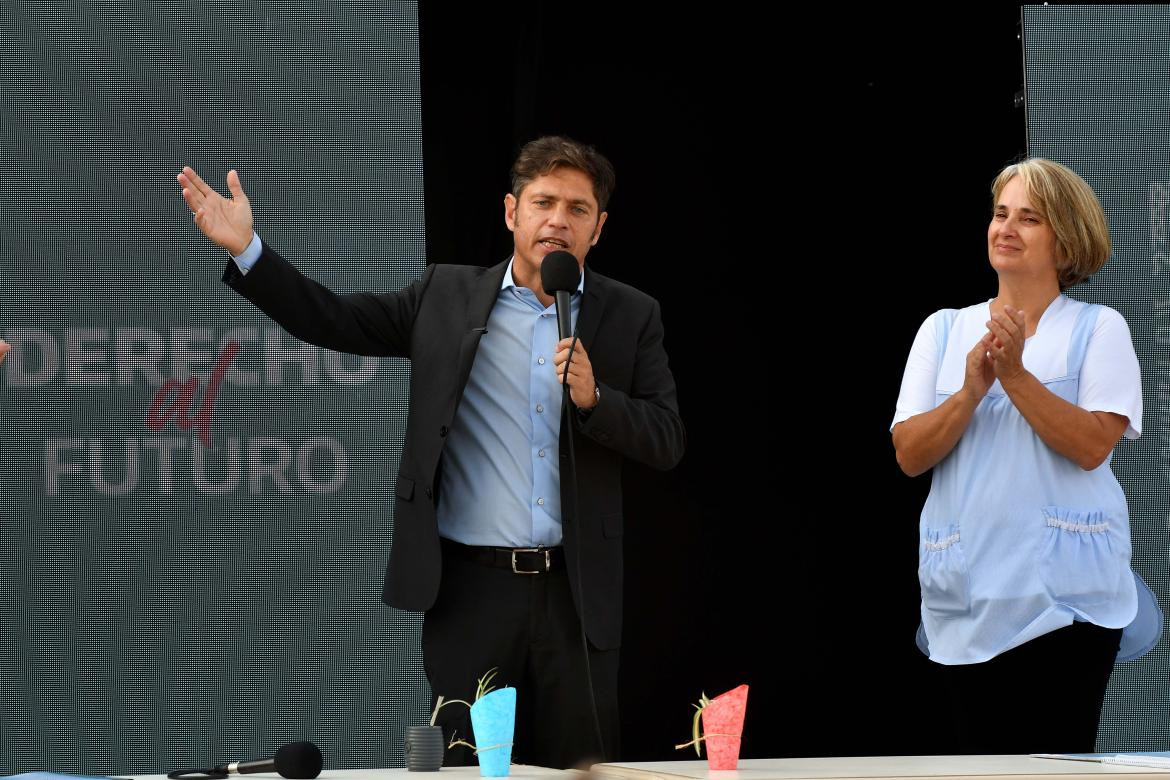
left=422, top=543, right=619, bottom=769
left=932, top=621, right=1122, bottom=754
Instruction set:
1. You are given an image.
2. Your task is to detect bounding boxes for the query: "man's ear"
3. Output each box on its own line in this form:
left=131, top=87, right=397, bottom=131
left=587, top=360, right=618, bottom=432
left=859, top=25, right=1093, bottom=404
left=504, top=193, right=518, bottom=232
left=590, top=211, right=608, bottom=245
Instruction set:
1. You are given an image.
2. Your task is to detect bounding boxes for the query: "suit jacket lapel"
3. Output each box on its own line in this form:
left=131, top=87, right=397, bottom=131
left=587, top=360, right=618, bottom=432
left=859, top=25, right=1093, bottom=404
left=578, top=265, right=608, bottom=348
left=464, top=259, right=508, bottom=332
left=454, top=259, right=510, bottom=397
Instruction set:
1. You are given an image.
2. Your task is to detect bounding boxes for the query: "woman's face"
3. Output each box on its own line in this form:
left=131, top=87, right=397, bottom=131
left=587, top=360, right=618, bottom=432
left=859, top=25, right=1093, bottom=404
left=987, top=176, right=1060, bottom=284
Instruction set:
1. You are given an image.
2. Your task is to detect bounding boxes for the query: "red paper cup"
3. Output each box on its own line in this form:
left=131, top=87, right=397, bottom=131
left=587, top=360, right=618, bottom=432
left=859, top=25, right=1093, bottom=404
left=701, top=684, right=748, bottom=770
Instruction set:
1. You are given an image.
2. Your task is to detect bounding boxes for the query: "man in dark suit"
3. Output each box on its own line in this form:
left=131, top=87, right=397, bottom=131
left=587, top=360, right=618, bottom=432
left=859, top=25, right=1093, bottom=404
left=177, top=137, right=684, bottom=768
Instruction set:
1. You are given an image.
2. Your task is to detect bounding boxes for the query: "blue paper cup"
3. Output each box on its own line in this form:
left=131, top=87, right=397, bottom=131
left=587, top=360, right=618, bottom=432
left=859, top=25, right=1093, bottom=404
left=469, top=687, right=516, bottom=776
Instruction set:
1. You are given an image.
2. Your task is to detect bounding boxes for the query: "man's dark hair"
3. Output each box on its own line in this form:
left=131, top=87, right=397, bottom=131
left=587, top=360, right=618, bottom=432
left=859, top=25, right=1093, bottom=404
left=511, top=136, right=616, bottom=212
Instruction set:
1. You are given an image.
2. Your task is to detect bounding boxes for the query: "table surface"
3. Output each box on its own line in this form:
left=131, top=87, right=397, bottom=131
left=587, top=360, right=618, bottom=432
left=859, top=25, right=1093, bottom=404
left=589, top=756, right=1170, bottom=779
left=127, top=755, right=1170, bottom=780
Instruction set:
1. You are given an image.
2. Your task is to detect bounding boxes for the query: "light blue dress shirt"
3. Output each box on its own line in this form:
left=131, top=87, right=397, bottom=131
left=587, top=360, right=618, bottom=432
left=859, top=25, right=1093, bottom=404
left=437, top=258, right=581, bottom=547
left=233, top=233, right=264, bottom=272
left=232, top=235, right=582, bottom=547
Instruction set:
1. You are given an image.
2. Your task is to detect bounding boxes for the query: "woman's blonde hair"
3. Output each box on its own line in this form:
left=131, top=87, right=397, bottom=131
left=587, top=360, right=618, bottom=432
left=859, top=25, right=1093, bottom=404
left=991, top=158, right=1111, bottom=289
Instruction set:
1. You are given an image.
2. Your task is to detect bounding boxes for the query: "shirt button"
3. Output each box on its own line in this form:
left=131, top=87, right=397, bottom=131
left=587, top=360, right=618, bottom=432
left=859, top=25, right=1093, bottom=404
left=537, top=357, right=546, bottom=365
left=537, top=498, right=545, bottom=506
left=536, top=404, right=544, bottom=413
left=538, top=449, right=546, bottom=458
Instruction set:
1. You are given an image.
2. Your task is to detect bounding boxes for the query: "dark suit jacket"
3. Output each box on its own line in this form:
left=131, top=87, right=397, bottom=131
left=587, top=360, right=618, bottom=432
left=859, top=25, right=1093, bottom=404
left=224, top=244, right=685, bottom=650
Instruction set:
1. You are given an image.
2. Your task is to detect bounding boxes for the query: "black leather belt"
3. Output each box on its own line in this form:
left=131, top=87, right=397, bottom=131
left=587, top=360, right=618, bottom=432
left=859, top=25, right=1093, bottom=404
left=441, top=537, right=565, bottom=574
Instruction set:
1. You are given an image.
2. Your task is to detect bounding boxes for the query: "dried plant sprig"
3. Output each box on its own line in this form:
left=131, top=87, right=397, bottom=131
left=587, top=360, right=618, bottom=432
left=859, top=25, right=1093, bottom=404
left=430, top=694, right=472, bottom=726
left=475, top=667, right=500, bottom=701
left=673, top=692, right=712, bottom=756
left=447, top=733, right=513, bottom=756
left=430, top=667, right=501, bottom=726
left=692, top=692, right=711, bottom=756
left=448, top=732, right=477, bottom=752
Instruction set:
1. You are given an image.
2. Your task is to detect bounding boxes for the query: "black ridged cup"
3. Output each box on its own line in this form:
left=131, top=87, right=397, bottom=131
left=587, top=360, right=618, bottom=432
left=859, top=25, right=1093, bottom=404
left=405, top=725, right=445, bottom=771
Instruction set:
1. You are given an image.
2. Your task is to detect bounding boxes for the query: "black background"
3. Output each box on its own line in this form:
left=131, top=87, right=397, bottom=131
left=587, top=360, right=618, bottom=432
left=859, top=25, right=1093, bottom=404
left=419, top=3, right=1029, bottom=758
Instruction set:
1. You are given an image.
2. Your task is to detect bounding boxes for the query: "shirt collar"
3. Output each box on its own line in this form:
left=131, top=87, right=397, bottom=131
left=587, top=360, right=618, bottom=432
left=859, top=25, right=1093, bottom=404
left=501, top=256, right=586, bottom=296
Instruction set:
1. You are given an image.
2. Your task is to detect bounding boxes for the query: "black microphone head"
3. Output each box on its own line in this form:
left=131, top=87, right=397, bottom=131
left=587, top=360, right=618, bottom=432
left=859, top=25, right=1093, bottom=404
left=274, top=741, right=322, bottom=779
left=540, top=250, right=581, bottom=294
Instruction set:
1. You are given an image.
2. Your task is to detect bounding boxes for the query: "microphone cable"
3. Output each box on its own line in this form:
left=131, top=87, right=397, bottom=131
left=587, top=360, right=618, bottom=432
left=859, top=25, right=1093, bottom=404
left=560, top=331, right=609, bottom=763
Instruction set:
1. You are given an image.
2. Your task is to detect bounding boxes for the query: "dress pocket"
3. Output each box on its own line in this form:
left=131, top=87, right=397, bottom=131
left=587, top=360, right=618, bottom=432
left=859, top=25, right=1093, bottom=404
left=918, top=524, right=971, bottom=617
left=1038, top=506, right=1127, bottom=608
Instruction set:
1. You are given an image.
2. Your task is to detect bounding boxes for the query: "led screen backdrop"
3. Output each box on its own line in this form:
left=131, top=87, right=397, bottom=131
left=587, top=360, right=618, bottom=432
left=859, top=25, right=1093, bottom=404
left=0, top=2, right=426, bottom=772
left=1023, top=3, right=1170, bottom=751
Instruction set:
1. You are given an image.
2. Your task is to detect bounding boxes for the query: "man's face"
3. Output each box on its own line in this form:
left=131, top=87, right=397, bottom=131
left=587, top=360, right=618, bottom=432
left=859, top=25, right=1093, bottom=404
left=504, top=166, right=608, bottom=287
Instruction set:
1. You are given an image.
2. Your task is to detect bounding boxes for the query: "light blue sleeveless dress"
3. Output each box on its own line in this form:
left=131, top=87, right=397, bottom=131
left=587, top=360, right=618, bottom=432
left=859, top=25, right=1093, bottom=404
left=914, top=300, right=1161, bottom=665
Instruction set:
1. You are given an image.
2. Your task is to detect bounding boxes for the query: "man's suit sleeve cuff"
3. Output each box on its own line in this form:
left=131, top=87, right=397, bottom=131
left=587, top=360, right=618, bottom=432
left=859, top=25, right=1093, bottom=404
left=576, top=381, right=614, bottom=443
left=232, top=232, right=263, bottom=274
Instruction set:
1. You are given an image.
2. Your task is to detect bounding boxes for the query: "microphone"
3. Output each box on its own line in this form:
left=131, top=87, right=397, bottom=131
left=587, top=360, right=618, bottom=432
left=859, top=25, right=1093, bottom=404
left=214, top=741, right=323, bottom=779
left=540, top=250, right=581, bottom=340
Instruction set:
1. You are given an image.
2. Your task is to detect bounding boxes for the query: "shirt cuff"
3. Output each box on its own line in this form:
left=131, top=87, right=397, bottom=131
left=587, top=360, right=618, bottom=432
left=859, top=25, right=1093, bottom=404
left=231, top=233, right=263, bottom=274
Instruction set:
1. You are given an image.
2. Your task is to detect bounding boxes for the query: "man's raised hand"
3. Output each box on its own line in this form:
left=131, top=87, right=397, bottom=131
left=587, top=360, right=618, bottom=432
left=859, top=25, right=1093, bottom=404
left=177, top=167, right=254, bottom=256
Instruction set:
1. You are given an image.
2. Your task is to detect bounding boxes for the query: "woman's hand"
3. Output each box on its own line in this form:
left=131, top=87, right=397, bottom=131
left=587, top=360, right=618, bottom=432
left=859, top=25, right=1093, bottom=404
left=986, top=305, right=1127, bottom=470
left=986, top=306, right=1028, bottom=383
left=894, top=330, right=996, bottom=477
left=962, top=334, right=996, bottom=402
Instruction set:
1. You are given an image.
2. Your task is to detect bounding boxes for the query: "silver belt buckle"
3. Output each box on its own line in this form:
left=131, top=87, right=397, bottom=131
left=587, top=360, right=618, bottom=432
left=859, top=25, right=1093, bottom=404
left=511, top=547, right=549, bottom=574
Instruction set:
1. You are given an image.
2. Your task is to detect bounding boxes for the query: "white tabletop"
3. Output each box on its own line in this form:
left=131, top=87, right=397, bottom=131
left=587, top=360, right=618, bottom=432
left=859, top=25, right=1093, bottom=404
left=132, top=769, right=573, bottom=780
left=129, top=757, right=1170, bottom=780
left=589, top=755, right=1170, bottom=780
